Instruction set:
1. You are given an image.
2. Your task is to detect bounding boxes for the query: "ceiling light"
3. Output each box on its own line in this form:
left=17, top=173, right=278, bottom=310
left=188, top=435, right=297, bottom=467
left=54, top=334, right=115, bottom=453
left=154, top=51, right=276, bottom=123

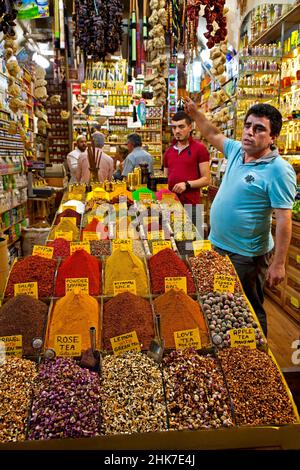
left=32, top=52, right=50, bottom=69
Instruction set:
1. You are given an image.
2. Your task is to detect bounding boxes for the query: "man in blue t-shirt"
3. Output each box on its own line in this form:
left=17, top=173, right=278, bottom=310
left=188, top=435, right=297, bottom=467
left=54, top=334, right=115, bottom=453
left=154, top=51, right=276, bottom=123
left=185, top=99, right=296, bottom=335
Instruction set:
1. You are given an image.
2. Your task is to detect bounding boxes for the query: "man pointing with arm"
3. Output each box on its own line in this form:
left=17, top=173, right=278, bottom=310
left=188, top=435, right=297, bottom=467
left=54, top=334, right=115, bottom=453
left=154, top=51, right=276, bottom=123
left=185, top=98, right=296, bottom=336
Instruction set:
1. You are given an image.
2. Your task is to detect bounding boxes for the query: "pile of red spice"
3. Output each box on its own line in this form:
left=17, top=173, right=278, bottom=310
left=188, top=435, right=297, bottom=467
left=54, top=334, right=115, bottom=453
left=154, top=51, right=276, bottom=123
left=47, top=238, right=70, bottom=258
left=82, top=218, right=108, bottom=240
left=54, top=249, right=101, bottom=296
left=102, top=292, right=154, bottom=350
left=148, top=248, right=195, bottom=294
left=5, top=255, right=56, bottom=298
left=55, top=208, right=81, bottom=226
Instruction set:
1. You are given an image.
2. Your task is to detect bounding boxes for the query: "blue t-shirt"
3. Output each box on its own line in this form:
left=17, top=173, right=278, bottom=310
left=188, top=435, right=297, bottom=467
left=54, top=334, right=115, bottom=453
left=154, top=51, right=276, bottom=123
left=209, top=139, right=296, bottom=256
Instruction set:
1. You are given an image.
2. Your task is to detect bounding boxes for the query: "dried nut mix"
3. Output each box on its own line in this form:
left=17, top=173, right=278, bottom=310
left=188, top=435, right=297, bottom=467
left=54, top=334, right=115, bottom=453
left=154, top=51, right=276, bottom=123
left=189, top=250, right=241, bottom=294
left=218, top=348, right=298, bottom=426
left=100, top=351, right=167, bottom=435
left=201, top=292, right=265, bottom=348
left=163, top=349, right=233, bottom=430
left=0, top=358, right=37, bottom=443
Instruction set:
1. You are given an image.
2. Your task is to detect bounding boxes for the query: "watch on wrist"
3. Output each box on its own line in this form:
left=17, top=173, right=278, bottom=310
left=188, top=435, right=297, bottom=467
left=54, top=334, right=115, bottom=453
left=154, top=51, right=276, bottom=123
left=185, top=181, right=191, bottom=190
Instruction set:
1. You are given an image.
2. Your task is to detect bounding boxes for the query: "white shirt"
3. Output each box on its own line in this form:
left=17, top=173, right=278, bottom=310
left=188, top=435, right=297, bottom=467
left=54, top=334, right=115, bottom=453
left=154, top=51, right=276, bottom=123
left=67, top=148, right=82, bottom=182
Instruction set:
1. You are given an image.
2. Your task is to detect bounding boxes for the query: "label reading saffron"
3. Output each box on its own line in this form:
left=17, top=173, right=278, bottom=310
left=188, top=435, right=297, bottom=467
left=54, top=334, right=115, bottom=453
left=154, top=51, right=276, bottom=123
left=32, top=245, right=54, bottom=259
left=65, top=278, right=89, bottom=294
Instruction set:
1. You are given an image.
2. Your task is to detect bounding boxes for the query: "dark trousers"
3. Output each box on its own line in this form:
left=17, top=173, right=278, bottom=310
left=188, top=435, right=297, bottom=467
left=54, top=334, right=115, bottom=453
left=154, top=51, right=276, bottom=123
left=214, top=246, right=272, bottom=336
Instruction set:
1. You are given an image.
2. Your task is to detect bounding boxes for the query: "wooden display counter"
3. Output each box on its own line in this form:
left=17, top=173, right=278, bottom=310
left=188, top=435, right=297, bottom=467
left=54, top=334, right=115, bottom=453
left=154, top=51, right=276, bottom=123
left=266, top=219, right=300, bottom=325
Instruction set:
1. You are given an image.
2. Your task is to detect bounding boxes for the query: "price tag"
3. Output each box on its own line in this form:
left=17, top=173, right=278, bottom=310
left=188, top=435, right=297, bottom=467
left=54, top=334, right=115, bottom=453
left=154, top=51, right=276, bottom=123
left=110, top=331, right=141, bottom=356
left=229, top=328, right=256, bottom=350
left=152, top=240, right=172, bottom=254
left=54, top=335, right=82, bottom=357
left=147, top=230, right=165, bottom=240
left=32, top=245, right=54, bottom=259
left=65, top=278, right=89, bottom=294
left=174, top=328, right=201, bottom=350
left=291, top=296, right=299, bottom=309
left=55, top=230, right=73, bottom=241
left=156, top=184, right=169, bottom=190
left=70, top=242, right=91, bottom=255
left=82, top=231, right=100, bottom=241
left=112, top=239, right=133, bottom=252
left=165, top=277, right=187, bottom=293
left=193, top=240, right=212, bottom=256
left=0, top=335, right=22, bottom=357
left=87, top=215, right=105, bottom=224
left=139, top=193, right=152, bottom=202
left=113, top=280, right=136, bottom=296
left=60, top=217, right=77, bottom=226
left=296, top=255, right=300, bottom=264
left=62, top=205, right=76, bottom=212
left=214, top=274, right=235, bottom=293
left=14, top=282, right=38, bottom=299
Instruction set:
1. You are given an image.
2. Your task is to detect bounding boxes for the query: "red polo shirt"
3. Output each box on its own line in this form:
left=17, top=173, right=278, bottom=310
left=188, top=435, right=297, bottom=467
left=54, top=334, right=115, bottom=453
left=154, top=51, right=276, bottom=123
left=164, top=136, right=210, bottom=204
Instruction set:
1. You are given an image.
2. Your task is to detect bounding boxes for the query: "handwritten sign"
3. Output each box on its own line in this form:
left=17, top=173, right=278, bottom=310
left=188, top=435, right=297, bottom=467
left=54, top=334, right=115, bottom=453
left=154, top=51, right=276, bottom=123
left=65, top=278, right=89, bottom=294
left=113, top=280, right=136, bottom=296
left=174, top=328, right=201, bottom=350
left=110, top=331, right=141, bottom=356
left=14, top=282, right=38, bottom=299
left=165, top=277, right=187, bottom=293
left=291, top=296, right=299, bottom=309
left=193, top=240, right=212, bottom=256
left=82, top=231, right=100, bottom=241
left=54, top=335, right=82, bottom=357
left=32, top=245, right=54, bottom=259
left=70, top=242, right=91, bottom=255
left=214, top=274, right=235, bottom=293
left=152, top=240, right=172, bottom=255
left=55, top=230, right=73, bottom=241
left=60, top=217, right=77, bottom=226
left=112, top=239, right=133, bottom=252
left=229, top=328, right=256, bottom=350
left=0, top=335, right=22, bottom=357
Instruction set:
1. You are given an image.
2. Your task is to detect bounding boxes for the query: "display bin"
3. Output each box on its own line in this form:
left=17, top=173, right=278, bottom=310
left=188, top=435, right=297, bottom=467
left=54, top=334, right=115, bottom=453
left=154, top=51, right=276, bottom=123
left=282, top=286, right=300, bottom=324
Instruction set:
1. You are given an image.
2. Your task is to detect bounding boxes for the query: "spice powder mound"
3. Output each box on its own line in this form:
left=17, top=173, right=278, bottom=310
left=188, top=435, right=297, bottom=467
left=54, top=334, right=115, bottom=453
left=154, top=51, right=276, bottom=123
left=102, top=292, right=154, bottom=350
left=154, top=289, right=209, bottom=349
left=5, top=255, right=56, bottom=298
left=0, top=294, right=48, bottom=355
left=148, top=248, right=195, bottom=294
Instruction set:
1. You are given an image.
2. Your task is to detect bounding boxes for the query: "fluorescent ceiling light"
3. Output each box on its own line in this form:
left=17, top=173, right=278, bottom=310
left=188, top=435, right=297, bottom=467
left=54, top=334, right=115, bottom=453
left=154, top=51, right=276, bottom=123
left=32, top=52, right=50, bottom=69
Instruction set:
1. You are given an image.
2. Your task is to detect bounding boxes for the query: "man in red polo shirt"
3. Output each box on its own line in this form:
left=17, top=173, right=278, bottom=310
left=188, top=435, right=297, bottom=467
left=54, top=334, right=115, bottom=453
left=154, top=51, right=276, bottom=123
left=164, top=111, right=210, bottom=205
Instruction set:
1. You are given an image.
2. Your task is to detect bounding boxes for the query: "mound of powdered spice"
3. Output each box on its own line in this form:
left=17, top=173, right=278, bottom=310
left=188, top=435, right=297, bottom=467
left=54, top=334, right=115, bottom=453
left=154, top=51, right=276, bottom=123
left=55, top=250, right=101, bottom=296
left=82, top=218, right=109, bottom=240
left=0, top=294, right=48, bottom=355
left=28, top=358, right=101, bottom=440
left=102, top=292, right=154, bottom=350
left=148, top=248, right=195, bottom=294
left=49, top=218, right=79, bottom=241
left=5, top=255, right=56, bottom=298
left=54, top=208, right=81, bottom=226
left=153, top=289, right=209, bottom=349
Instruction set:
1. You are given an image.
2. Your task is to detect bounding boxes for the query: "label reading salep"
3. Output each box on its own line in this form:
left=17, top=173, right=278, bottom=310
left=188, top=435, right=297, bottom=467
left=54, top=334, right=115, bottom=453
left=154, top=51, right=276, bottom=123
left=70, top=242, right=91, bottom=254
left=14, top=282, right=38, bottom=299
left=214, top=274, right=235, bottom=293
left=32, top=245, right=54, bottom=259
left=192, top=240, right=212, bottom=256
left=229, top=328, right=256, bottom=350
left=165, top=277, right=187, bottom=293
left=113, top=280, right=136, bottom=296
left=65, top=278, right=89, bottom=294
left=54, top=335, right=82, bottom=357
left=0, top=335, right=22, bottom=357
left=110, top=331, right=141, bottom=356
left=174, top=328, right=201, bottom=350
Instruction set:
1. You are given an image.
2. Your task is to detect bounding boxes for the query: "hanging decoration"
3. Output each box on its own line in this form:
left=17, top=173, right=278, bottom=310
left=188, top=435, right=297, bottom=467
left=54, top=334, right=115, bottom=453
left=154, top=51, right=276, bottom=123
left=74, top=0, right=123, bottom=62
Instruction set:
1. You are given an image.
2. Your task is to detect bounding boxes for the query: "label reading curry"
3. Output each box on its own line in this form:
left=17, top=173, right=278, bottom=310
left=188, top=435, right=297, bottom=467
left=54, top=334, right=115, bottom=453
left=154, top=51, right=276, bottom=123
left=14, top=282, right=38, bottom=299
left=113, top=280, right=136, bottom=295
left=152, top=240, right=172, bottom=255
left=54, top=335, right=82, bottom=357
left=193, top=240, right=212, bottom=256
left=70, top=242, right=91, bottom=255
left=32, top=245, right=54, bottom=259
left=112, top=239, right=133, bottom=252
left=65, top=278, right=89, bottom=294
left=214, top=274, right=235, bottom=294
left=60, top=217, right=77, bottom=226
left=174, top=328, right=201, bottom=350
left=55, top=230, right=73, bottom=241
left=229, top=328, right=256, bottom=350
left=0, top=335, right=22, bottom=357
left=291, top=296, right=299, bottom=309
left=110, top=331, right=141, bottom=356
left=82, top=231, right=100, bottom=241
left=165, top=277, right=187, bottom=293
